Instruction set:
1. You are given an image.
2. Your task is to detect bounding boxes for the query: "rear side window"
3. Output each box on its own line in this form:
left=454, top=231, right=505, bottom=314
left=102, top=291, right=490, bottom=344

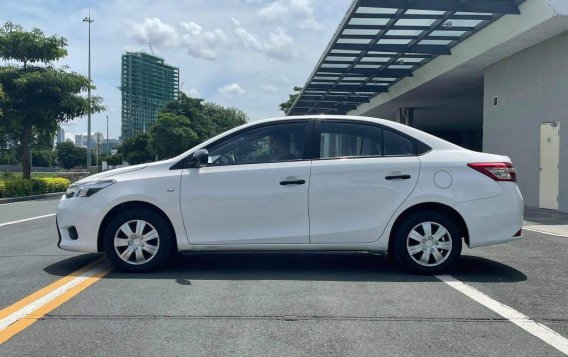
left=383, top=130, right=414, bottom=156
left=319, top=122, right=382, bottom=159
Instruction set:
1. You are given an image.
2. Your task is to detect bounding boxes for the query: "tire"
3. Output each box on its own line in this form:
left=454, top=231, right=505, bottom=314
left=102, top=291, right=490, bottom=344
left=393, top=211, right=462, bottom=274
left=103, top=208, right=174, bottom=272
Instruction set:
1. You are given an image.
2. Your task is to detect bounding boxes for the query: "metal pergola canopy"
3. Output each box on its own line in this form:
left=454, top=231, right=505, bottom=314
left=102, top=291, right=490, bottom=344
left=288, top=0, right=526, bottom=116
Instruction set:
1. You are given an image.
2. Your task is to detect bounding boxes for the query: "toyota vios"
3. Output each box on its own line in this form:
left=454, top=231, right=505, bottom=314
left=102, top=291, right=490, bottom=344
left=57, top=116, right=523, bottom=273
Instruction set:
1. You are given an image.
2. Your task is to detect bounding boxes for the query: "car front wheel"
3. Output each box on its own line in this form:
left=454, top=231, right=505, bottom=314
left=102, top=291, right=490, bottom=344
left=103, top=209, right=173, bottom=272
left=393, top=211, right=462, bottom=274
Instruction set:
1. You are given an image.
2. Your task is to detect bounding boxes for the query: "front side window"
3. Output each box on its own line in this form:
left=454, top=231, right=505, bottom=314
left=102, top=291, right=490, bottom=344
left=319, top=122, right=383, bottom=159
left=207, top=122, right=308, bottom=166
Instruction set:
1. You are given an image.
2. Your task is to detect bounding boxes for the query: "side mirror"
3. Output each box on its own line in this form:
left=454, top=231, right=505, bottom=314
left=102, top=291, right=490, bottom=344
left=187, top=149, right=209, bottom=168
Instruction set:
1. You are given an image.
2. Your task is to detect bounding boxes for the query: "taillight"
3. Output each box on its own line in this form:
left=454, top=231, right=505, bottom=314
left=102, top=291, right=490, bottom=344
left=467, top=162, right=516, bottom=182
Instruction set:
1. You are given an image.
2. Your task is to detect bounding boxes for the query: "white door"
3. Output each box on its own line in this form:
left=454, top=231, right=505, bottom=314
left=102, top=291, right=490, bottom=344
left=180, top=121, right=312, bottom=245
left=309, top=121, right=420, bottom=244
left=539, top=122, right=560, bottom=210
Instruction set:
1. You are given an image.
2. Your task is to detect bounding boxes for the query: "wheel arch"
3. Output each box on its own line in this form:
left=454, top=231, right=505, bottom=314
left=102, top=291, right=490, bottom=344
left=387, top=202, right=470, bottom=257
left=97, top=200, right=178, bottom=253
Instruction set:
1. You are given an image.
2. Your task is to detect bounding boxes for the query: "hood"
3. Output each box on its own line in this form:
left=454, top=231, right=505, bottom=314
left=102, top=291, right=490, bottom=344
left=75, top=164, right=148, bottom=184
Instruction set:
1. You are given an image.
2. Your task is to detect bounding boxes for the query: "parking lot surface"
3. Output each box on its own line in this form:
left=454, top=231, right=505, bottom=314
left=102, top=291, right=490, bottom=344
left=0, top=199, right=567, bottom=356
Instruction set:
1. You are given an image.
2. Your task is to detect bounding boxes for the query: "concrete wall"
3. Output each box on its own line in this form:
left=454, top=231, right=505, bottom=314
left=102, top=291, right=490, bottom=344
left=483, top=30, right=568, bottom=211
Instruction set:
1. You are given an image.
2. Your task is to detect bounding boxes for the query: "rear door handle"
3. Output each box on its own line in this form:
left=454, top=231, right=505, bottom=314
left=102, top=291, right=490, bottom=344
left=385, top=175, right=411, bottom=180
left=280, top=179, right=306, bottom=185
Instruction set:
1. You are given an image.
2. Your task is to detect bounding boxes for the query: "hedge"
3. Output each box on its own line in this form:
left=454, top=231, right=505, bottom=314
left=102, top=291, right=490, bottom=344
left=0, top=178, right=71, bottom=198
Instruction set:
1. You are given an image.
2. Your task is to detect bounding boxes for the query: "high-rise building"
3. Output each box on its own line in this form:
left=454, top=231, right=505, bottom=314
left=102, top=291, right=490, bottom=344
left=56, top=127, right=65, bottom=144
left=120, top=52, right=179, bottom=140
left=74, top=134, right=88, bottom=148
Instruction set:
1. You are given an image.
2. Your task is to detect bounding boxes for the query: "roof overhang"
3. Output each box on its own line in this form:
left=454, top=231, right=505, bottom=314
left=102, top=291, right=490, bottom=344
left=288, top=0, right=533, bottom=116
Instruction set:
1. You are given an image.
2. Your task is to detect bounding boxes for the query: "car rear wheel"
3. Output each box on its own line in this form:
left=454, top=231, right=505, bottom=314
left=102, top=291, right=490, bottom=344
left=393, top=211, right=462, bottom=274
left=103, top=209, right=173, bottom=272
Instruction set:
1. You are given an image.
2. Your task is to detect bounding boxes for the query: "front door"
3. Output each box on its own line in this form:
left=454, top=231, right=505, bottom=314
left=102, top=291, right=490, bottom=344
left=180, top=120, right=312, bottom=245
left=539, top=122, right=560, bottom=210
left=309, top=120, right=420, bottom=244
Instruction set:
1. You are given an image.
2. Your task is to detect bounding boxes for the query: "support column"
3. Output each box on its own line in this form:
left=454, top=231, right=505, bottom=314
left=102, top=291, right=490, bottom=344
left=396, top=107, right=414, bottom=126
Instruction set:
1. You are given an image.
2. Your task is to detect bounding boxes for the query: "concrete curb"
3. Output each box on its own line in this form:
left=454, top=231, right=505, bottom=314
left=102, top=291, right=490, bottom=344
left=0, top=192, right=63, bottom=204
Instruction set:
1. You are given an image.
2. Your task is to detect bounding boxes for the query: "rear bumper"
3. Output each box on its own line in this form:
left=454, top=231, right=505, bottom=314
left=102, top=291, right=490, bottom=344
left=56, top=193, right=109, bottom=253
left=456, top=183, right=524, bottom=248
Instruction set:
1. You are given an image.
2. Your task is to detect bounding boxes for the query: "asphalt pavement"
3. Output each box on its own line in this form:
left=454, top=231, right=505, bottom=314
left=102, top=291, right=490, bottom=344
left=0, top=199, right=566, bottom=356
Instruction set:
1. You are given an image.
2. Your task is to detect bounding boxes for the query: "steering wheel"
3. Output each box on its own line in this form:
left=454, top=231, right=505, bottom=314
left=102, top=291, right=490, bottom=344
left=212, top=154, right=235, bottom=166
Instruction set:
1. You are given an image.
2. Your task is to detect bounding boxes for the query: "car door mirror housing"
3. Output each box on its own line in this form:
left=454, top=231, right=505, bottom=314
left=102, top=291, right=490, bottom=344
left=187, top=149, right=209, bottom=168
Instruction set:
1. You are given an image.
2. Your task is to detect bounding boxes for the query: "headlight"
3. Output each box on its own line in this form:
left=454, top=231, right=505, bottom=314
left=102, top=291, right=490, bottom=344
left=65, top=180, right=116, bottom=198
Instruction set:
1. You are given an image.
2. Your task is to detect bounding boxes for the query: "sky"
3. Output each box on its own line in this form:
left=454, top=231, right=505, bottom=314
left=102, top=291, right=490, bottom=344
left=1, top=0, right=350, bottom=139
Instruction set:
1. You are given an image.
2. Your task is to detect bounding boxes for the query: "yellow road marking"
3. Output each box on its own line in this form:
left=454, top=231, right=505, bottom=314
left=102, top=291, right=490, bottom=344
left=0, top=257, right=113, bottom=344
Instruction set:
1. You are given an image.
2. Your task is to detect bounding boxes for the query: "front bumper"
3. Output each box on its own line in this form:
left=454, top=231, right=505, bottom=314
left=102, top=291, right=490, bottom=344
left=56, top=193, right=109, bottom=253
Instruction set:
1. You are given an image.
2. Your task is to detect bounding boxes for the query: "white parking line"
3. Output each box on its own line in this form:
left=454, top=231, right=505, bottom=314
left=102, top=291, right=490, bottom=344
left=436, top=274, right=568, bottom=355
left=0, top=214, right=55, bottom=227
left=523, top=227, right=568, bottom=238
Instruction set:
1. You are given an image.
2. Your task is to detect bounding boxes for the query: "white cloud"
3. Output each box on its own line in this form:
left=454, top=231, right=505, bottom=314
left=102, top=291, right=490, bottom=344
left=128, top=17, right=180, bottom=47
left=128, top=17, right=296, bottom=60
left=180, top=22, right=227, bottom=60
left=264, top=27, right=297, bottom=59
left=277, top=74, right=292, bottom=83
left=186, top=88, right=200, bottom=97
left=219, top=83, right=245, bottom=96
left=261, top=84, right=278, bottom=93
left=257, top=0, right=322, bottom=29
left=180, top=22, right=202, bottom=35
left=231, top=18, right=297, bottom=60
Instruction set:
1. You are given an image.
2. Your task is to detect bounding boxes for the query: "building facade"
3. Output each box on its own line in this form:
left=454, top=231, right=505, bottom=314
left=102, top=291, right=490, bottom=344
left=56, top=127, right=65, bottom=144
left=74, top=134, right=88, bottom=148
left=289, top=0, right=568, bottom=212
left=120, top=52, right=179, bottom=140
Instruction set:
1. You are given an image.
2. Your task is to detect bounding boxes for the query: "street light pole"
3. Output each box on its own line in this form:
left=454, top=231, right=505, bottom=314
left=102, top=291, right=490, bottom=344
left=83, top=13, right=94, bottom=171
left=106, top=115, right=109, bottom=155
left=95, top=133, right=102, bottom=169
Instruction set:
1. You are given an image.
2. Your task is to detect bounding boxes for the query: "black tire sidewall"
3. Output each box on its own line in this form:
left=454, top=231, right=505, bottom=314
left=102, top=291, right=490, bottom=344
left=393, top=211, right=462, bottom=274
left=103, top=209, right=173, bottom=272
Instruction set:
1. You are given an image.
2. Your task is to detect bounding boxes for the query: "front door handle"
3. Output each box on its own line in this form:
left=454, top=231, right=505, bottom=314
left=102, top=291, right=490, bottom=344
left=280, top=179, right=306, bottom=185
left=385, top=175, right=411, bottom=180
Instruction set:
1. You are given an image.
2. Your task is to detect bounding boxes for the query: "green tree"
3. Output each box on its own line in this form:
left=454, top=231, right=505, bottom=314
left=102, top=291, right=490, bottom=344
left=0, top=147, right=18, bottom=165
left=160, top=92, right=247, bottom=143
left=31, top=149, right=56, bottom=167
left=56, top=141, right=88, bottom=169
left=99, top=153, right=123, bottom=168
left=148, top=113, right=198, bottom=159
left=0, top=84, right=3, bottom=117
left=107, top=154, right=123, bottom=167
left=0, top=22, right=104, bottom=178
left=202, top=102, right=247, bottom=137
left=161, top=94, right=213, bottom=140
left=279, top=86, right=302, bottom=114
left=118, top=133, right=154, bottom=165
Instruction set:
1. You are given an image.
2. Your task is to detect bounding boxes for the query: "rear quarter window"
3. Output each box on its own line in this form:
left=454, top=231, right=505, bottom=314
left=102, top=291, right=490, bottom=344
left=383, top=130, right=414, bottom=156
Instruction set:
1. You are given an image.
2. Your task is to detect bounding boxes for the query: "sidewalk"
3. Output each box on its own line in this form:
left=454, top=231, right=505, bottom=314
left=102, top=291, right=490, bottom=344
left=523, top=207, right=568, bottom=237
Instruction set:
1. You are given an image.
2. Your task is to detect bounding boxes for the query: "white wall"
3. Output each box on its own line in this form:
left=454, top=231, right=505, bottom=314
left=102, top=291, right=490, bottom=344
left=483, top=30, right=568, bottom=211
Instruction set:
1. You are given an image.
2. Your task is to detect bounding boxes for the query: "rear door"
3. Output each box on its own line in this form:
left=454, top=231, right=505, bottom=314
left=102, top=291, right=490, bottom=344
left=309, top=120, right=420, bottom=244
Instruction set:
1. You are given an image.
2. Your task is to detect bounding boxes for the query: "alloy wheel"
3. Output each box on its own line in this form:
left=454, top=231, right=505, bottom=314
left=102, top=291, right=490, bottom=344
left=406, top=221, right=452, bottom=267
left=113, top=220, right=160, bottom=265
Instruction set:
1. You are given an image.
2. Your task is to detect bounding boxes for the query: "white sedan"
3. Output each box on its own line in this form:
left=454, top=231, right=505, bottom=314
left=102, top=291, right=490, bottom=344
left=56, top=115, right=524, bottom=273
